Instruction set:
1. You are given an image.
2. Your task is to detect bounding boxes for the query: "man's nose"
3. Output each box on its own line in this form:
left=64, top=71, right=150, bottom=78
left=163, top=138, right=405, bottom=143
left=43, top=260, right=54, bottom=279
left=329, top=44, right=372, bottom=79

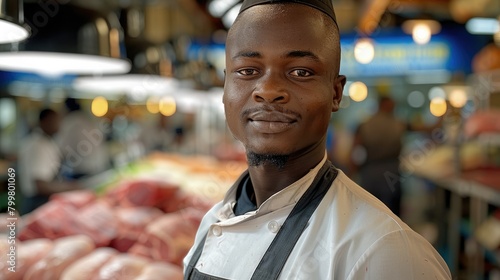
left=252, top=72, right=290, bottom=104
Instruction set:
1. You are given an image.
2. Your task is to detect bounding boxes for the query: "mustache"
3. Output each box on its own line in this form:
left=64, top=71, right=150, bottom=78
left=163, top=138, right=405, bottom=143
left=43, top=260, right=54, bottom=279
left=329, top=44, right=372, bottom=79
left=241, top=105, right=301, bottom=119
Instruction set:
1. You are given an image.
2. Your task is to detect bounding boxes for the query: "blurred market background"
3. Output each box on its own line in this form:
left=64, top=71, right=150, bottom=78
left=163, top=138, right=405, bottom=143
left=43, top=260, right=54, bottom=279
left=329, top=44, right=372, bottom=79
left=0, top=0, right=500, bottom=279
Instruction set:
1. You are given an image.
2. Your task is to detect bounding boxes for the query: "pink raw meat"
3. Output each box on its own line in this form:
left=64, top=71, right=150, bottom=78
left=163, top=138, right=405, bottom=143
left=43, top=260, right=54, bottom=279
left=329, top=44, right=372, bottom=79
left=19, top=201, right=82, bottom=241
left=92, top=254, right=149, bottom=280
left=135, top=262, right=183, bottom=280
left=104, top=179, right=179, bottom=209
left=74, top=201, right=118, bottom=247
left=128, top=207, right=205, bottom=266
left=60, top=247, right=119, bottom=280
left=2, top=238, right=54, bottom=280
left=23, top=235, right=95, bottom=280
left=110, top=206, right=164, bottom=252
left=50, top=189, right=97, bottom=209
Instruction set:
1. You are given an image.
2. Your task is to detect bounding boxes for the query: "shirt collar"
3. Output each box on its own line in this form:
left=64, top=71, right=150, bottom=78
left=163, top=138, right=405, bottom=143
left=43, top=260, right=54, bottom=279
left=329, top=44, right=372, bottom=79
left=217, top=153, right=328, bottom=222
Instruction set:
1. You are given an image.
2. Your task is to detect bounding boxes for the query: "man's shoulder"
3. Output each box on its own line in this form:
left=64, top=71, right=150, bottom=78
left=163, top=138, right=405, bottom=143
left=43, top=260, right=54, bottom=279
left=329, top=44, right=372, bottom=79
left=326, top=170, right=412, bottom=233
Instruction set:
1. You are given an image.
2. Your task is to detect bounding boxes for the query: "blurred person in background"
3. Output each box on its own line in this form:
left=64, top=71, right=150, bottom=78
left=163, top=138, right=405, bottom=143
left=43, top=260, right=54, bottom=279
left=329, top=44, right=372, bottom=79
left=350, top=95, right=442, bottom=216
left=19, top=108, right=81, bottom=214
left=350, top=96, right=405, bottom=216
left=57, top=98, right=110, bottom=179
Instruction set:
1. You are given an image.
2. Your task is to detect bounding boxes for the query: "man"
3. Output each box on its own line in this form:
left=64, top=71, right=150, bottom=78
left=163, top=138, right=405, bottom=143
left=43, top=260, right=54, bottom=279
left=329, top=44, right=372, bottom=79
left=183, top=0, right=451, bottom=279
left=350, top=96, right=406, bottom=216
left=19, top=108, right=80, bottom=214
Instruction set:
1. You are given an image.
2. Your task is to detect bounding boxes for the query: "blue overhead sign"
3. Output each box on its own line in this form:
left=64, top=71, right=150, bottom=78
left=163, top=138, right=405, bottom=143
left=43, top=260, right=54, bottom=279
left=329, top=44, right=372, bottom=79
left=339, top=25, right=488, bottom=77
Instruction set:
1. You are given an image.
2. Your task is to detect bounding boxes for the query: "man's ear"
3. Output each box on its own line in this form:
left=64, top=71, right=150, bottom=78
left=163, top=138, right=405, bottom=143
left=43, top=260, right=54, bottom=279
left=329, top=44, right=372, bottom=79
left=332, top=75, right=346, bottom=112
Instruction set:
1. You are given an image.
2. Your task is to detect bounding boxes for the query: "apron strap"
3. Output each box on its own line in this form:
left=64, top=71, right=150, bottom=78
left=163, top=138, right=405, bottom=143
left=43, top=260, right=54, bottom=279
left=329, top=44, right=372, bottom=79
left=185, top=161, right=338, bottom=280
left=250, top=161, right=337, bottom=280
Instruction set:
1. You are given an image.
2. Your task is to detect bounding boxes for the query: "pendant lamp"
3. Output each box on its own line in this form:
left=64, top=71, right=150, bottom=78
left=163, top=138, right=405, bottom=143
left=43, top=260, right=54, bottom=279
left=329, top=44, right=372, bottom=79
left=0, top=2, right=131, bottom=77
left=0, top=0, right=30, bottom=43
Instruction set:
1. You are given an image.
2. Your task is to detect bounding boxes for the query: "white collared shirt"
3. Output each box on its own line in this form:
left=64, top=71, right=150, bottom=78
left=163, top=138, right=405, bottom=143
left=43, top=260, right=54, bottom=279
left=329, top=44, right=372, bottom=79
left=184, top=156, right=451, bottom=279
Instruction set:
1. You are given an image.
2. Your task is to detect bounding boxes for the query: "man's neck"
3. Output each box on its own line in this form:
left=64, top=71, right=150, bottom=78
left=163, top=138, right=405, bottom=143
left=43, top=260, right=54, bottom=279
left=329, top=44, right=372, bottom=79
left=247, top=148, right=325, bottom=207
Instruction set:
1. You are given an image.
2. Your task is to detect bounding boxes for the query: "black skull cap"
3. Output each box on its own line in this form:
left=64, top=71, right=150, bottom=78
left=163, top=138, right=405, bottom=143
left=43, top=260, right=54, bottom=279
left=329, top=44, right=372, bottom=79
left=239, top=0, right=338, bottom=28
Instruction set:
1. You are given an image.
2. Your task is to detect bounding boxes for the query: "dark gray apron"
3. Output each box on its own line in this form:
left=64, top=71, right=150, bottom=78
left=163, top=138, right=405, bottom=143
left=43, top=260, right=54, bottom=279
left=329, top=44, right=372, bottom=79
left=184, top=161, right=338, bottom=280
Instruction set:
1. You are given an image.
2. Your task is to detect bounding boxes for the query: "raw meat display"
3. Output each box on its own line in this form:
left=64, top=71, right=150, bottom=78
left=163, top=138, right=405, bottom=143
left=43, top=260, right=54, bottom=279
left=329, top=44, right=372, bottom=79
left=19, top=200, right=118, bottom=247
left=3, top=238, right=54, bottom=280
left=50, top=189, right=97, bottom=209
left=19, top=201, right=83, bottom=241
left=128, top=207, right=205, bottom=266
left=135, top=262, right=183, bottom=280
left=23, top=235, right=95, bottom=280
left=9, top=153, right=237, bottom=278
left=93, top=253, right=149, bottom=280
left=110, top=207, right=164, bottom=252
left=104, top=179, right=179, bottom=209
left=60, top=247, right=118, bottom=280
left=75, top=201, right=118, bottom=247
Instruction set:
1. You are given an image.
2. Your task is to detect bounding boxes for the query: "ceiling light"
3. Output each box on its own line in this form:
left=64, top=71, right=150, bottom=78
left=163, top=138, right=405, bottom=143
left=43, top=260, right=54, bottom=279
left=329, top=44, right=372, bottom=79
left=222, top=3, right=242, bottom=29
left=0, top=0, right=30, bottom=43
left=354, top=38, right=375, bottom=64
left=466, top=17, right=499, bottom=34
left=208, top=0, right=240, bottom=17
left=73, top=74, right=180, bottom=101
left=402, top=20, right=441, bottom=45
left=0, top=7, right=131, bottom=77
left=0, top=20, right=29, bottom=43
left=0, top=52, right=130, bottom=77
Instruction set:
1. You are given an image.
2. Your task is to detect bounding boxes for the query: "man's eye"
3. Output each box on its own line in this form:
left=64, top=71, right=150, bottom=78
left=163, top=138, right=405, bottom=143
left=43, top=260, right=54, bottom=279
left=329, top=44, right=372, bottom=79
left=237, top=69, right=258, bottom=76
left=290, top=69, right=312, bottom=77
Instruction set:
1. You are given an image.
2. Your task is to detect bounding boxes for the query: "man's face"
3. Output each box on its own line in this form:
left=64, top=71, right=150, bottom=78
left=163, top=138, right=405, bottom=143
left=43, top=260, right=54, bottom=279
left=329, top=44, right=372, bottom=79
left=223, top=4, right=345, bottom=157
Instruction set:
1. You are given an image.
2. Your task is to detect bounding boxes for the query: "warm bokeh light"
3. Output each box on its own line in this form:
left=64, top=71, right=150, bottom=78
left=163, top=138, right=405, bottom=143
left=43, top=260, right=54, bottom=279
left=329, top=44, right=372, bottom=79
left=430, top=97, right=447, bottom=117
left=403, top=20, right=441, bottom=45
left=449, top=89, right=468, bottom=108
left=354, top=38, right=375, bottom=64
left=146, top=97, right=160, bottom=114
left=412, top=23, right=432, bottom=45
left=159, top=96, right=176, bottom=116
left=349, top=81, right=368, bottom=102
left=91, top=96, right=108, bottom=117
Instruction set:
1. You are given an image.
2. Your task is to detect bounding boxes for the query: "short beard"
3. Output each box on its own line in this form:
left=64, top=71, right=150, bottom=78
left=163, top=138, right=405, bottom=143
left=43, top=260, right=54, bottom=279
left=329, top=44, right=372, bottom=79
left=246, top=152, right=289, bottom=169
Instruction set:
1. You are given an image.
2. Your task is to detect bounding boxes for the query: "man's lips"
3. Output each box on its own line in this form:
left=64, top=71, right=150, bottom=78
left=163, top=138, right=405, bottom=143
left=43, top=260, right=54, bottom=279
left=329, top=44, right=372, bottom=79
left=247, top=111, right=298, bottom=134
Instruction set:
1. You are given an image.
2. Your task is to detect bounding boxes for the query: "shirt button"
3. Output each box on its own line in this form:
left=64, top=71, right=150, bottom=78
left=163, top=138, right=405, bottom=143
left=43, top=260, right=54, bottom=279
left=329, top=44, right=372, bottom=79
left=212, top=225, right=222, bottom=236
left=268, top=221, right=280, bottom=233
